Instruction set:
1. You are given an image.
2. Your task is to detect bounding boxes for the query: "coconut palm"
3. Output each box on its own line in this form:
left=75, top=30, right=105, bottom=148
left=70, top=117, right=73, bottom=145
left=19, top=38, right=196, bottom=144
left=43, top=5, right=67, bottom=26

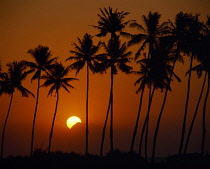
left=92, top=7, right=133, bottom=156
left=178, top=14, right=204, bottom=155
left=183, top=70, right=207, bottom=154
left=200, top=16, right=210, bottom=156
left=91, top=7, right=134, bottom=40
left=130, top=60, right=147, bottom=153
left=22, top=45, right=57, bottom=157
left=131, top=56, right=152, bottom=157
left=137, top=40, right=180, bottom=160
left=98, top=37, right=132, bottom=156
left=128, top=11, right=169, bottom=60
left=40, top=62, right=78, bottom=154
left=151, top=12, right=192, bottom=161
left=0, top=61, right=34, bottom=159
left=184, top=17, right=210, bottom=155
left=66, top=33, right=101, bottom=155
left=128, top=11, right=170, bottom=157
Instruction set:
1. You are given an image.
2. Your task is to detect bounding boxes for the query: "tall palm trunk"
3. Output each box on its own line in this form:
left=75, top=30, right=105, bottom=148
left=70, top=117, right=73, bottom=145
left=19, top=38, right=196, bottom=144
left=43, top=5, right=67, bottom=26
left=201, top=74, right=209, bottom=155
left=179, top=56, right=193, bottom=154
left=184, top=71, right=207, bottom=154
left=144, top=87, right=155, bottom=160
left=110, top=68, right=114, bottom=152
left=85, top=64, right=89, bottom=156
left=30, top=74, right=41, bottom=157
left=48, top=91, right=59, bottom=154
left=130, top=86, right=145, bottom=152
left=100, top=94, right=111, bottom=156
left=138, top=87, right=154, bottom=157
left=151, top=57, right=178, bottom=163
left=0, top=92, right=14, bottom=159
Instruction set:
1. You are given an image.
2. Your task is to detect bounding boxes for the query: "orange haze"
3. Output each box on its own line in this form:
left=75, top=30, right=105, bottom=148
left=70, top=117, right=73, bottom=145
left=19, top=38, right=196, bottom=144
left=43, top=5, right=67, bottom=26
left=0, top=0, right=210, bottom=157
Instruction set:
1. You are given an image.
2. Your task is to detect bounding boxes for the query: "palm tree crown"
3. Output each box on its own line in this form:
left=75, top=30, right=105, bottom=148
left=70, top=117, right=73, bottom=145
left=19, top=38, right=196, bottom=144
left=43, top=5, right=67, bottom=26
left=66, top=33, right=101, bottom=73
left=23, top=45, right=57, bottom=81
left=0, top=61, right=34, bottom=159
left=41, top=62, right=78, bottom=95
left=99, top=37, right=133, bottom=74
left=0, top=61, right=34, bottom=97
left=92, top=7, right=134, bottom=39
left=128, top=11, right=169, bottom=59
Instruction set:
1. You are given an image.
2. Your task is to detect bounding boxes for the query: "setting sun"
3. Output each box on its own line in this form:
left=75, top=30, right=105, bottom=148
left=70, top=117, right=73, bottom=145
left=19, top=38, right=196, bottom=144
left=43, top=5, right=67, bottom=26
left=66, top=116, right=82, bottom=129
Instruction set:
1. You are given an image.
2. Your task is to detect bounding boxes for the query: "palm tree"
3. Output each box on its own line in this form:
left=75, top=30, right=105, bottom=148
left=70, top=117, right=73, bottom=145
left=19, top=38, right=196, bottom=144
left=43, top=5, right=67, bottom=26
left=40, top=62, right=78, bottom=154
left=184, top=17, right=210, bottom=155
left=128, top=11, right=170, bottom=156
left=131, top=57, right=154, bottom=157
left=178, top=14, right=204, bottom=155
left=201, top=16, right=210, bottom=156
left=138, top=40, right=180, bottom=160
left=128, top=11, right=169, bottom=60
left=151, top=11, right=192, bottom=161
left=91, top=7, right=134, bottom=40
left=130, top=60, right=147, bottom=153
left=183, top=70, right=207, bottom=154
left=98, top=37, right=132, bottom=156
left=92, top=7, right=133, bottom=156
left=0, top=61, right=34, bottom=159
left=22, top=45, right=57, bottom=157
left=66, top=33, right=101, bottom=156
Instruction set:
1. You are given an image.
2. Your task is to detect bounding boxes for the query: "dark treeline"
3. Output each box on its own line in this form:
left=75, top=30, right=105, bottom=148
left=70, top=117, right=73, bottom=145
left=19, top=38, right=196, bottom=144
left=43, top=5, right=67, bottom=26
left=0, top=7, right=210, bottom=167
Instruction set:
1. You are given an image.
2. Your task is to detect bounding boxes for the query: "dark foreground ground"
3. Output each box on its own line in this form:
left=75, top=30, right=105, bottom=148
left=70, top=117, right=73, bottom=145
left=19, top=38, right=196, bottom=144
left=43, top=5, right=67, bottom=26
left=0, top=150, right=210, bottom=169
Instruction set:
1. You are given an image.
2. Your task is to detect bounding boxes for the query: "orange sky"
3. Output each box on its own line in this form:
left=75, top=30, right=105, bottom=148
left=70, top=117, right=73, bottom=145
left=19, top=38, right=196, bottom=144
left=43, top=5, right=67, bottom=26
left=0, top=0, right=210, bottom=157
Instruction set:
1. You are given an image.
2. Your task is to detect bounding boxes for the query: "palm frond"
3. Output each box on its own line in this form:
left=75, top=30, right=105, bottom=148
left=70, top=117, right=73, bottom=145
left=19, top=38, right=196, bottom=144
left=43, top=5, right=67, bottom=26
left=17, top=85, right=35, bottom=98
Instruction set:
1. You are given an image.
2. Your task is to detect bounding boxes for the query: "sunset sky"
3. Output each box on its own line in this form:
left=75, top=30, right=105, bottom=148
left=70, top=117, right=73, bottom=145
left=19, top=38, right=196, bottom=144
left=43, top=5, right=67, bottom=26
left=0, top=0, right=210, bottom=158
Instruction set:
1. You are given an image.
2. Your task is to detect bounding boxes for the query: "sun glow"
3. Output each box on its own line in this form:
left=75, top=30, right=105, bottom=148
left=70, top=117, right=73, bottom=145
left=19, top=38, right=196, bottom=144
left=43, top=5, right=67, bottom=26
left=66, top=116, right=82, bottom=129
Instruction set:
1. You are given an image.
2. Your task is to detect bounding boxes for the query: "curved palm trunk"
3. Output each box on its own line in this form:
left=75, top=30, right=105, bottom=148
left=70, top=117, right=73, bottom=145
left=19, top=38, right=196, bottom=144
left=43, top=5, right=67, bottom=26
left=100, top=90, right=112, bottom=156
left=48, top=91, right=59, bottom=154
left=201, top=74, right=209, bottom=155
left=138, top=89, right=150, bottom=156
left=144, top=87, right=155, bottom=160
left=179, top=56, right=193, bottom=154
left=151, top=57, right=178, bottom=163
left=110, top=69, right=114, bottom=152
left=138, top=87, right=154, bottom=158
left=184, top=71, right=207, bottom=154
left=85, top=64, right=89, bottom=156
left=130, top=86, right=145, bottom=152
left=0, top=92, right=14, bottom=159
left=30, top=75, right=41, bottom=157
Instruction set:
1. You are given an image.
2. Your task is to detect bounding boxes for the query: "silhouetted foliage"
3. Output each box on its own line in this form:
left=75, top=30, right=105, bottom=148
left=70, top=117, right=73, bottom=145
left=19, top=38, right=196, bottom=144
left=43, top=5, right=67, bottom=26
left=22, top=44, right=57, bottom=157
left=97, top=37, right=132, bottom=155
left=0, top=61, right=34, bottom=159
left=0, top=7, right=210, bottom=166
left=40, top=62, right=78, bottom=154
left=66, top=33, right=101, bottom=155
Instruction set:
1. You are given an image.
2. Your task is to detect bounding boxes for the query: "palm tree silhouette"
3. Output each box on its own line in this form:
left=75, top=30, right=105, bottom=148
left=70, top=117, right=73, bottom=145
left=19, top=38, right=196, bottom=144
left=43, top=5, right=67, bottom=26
left=178, top=14, right=204, bottom=155
left=98, top=37, right=132, bottom=155
left=66, top=33, right=101, bottom=156
left=40, top=62, right=78, bottom=154
left=130, top=57, right=147, bottom=153
left=183, top=70, right=207, bottom=154
left=22, top=45, right=57, bottom=157
left=128, top=11, right=169, bottom=60
left=128, top=11, right=169, bottom=156
left=200, top=17, right=210, bottom=155
left=91, top=7, right=134, bottom=40
left=92, top=7, right=133, bottom=156
left=138, top=41, right=180, bottom=160
left=131, top=56, right=152, bottom=156
left=151, top=12, right=191, bottom=162
left=184, top=18, right=210, bottom=155
left=0, top=61, right=34, bottom=159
